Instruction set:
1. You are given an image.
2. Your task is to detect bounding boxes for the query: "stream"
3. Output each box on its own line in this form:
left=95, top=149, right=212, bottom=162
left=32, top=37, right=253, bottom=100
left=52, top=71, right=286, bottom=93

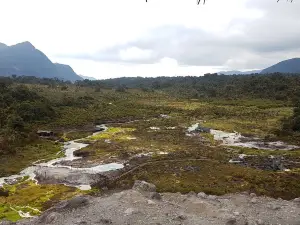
left=188, top=123, right=299, bottom=151
left=0, top=126, right=124, bottom=190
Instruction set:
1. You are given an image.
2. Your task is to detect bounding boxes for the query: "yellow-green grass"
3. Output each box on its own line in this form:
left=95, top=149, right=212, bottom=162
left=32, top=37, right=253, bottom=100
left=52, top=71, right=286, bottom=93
left=0, top=179, right=85, bottom=222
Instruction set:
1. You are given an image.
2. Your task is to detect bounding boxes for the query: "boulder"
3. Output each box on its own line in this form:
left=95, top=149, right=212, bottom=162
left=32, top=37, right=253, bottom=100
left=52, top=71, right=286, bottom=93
left=132, top=180, right=156, bottom=192
left=55, top=196, right=90, bottom=211
left=149, top=192, right=162, bottom=200
left=197, top=192, right=207, bottom=198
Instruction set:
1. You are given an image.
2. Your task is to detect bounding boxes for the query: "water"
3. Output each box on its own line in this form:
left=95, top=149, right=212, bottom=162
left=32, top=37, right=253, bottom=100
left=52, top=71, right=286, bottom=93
left=0, top=126, right=124, bottom=190
left=187, top=123, right=299, bottom=151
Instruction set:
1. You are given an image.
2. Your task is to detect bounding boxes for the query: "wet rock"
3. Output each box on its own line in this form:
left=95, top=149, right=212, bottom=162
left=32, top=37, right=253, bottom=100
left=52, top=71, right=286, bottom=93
left=149, top=192, right=162, bottom=200
left=197, top=192, right=207, bottom=198
left=133, top=180, right=156, bottom=192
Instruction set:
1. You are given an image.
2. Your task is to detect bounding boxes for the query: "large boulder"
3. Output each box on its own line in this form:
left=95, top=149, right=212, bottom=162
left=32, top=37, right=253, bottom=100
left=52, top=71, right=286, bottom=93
left=132, top=180, right=156, bottom=193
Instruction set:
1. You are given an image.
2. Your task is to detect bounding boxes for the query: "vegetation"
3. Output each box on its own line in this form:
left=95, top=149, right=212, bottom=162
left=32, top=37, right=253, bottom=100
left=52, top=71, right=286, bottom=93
left=0, top=179, right=84, bottom=222
left=1, top=74, right=300, bottom=222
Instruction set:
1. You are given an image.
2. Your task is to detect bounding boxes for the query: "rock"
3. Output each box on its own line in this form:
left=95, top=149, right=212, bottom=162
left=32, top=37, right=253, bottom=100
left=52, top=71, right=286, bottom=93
left=207, top=195, right=217, bottom=200
left=187, top=191, right=197, bottom=197
left=98, top=218, right=113, bottom=224
left=226, top=217, right=237, bottom=225
left=124, top=208, right=135, bottom=216
left=45, top=212, right=59, bottom=223
left=293, top=198, right=300, bottom=202
left=56, top=196, right=90, bottom=210
left=38, top=212, right=59, bottom=224
left=250, top=198, right=257, bottom=204
left=269, top=204, right=281, bottom=210
left=256, top=219, right=265, bottom=225
left=197, top=192, right=207, bottom=198
left=250, top=193, right=256, bottom=198
left=133, top=180, right=156, bottom=192
left=149, top=192, right=162, bottom=200
left=175, top=214, right=187, bottom=221
left=147, top=200, right=156, bottom=205
left=0, top=220, right=15, bottom=225
left=233, top=211, right=240, bottom=216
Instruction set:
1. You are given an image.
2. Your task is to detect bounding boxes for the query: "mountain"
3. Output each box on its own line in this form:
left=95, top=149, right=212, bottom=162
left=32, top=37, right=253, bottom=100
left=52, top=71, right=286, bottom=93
left=261, top=58, right=300, bottom=74
left=0, top=43, right=7, bottom=49
left=218, top=70, right=261, bottom=75
left=80, top=75, right=97, bottom=80
left=54, top=63, right=83, bottom=81
left=0, top=41, right=83, bottom=82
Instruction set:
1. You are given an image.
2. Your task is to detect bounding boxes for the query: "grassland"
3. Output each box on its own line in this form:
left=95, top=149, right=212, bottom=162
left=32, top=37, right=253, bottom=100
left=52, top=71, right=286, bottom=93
left=1, top=85, right=300, bottom=222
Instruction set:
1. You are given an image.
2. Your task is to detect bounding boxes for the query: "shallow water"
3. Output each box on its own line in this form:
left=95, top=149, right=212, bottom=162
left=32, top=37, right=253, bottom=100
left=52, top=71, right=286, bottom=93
left=0, top=125, right=124, bottom=190
left=187, top=123, right=299, bottom=151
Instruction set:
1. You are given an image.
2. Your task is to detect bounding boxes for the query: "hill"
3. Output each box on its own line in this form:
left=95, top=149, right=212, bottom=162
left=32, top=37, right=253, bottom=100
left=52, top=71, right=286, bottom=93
left=261, top=58, right=300, bottom=74
left=0, top=42, right=82, bottom=82
left=54, top=63, right=83, bottom=81
left=80, top=75, right=97, bottom=80
left=218, top=70, right=261, bottom=75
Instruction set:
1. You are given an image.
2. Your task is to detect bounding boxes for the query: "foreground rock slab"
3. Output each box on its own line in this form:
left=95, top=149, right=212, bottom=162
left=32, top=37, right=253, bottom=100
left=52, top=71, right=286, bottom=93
left=12, top=188, right=300, bottom=225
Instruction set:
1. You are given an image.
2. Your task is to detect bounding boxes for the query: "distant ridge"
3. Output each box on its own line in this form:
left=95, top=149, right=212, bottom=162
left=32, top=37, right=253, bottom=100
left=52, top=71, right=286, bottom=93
left=261, top=58, right=300, bottom=74
left=0, top=41, right=83, bottom=82
left=218, top=70, right=261, bottom=75
left=80, top=75, right=97, bottom=80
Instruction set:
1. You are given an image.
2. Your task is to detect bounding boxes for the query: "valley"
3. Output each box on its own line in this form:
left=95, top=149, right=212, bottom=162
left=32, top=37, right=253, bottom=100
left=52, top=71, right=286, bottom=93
left=1, top=77, right=300, bottom=222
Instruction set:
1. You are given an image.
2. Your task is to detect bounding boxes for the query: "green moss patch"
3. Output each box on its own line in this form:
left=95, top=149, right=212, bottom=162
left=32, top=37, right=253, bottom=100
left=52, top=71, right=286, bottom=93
left=0, top=179, right=83, bottom=222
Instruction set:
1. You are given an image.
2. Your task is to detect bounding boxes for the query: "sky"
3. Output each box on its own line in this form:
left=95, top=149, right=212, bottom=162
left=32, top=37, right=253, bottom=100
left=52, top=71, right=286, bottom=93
left=0, top=0, right=300, bottom=79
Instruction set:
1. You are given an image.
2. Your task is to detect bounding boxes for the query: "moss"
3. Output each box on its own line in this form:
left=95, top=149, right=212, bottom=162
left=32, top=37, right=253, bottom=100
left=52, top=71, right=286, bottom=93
left=0, top=180, right=83, bottom=221
left=85, top=127, right=136, bottom=141
left=115, top=160, right=300, bottom=200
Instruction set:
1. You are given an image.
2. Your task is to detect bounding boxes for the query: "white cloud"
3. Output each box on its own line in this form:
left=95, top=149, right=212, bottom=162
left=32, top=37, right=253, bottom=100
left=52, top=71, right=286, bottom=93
left=119, top=47, right=153, bottom=61
left=0, top=0, right=299, bottom=78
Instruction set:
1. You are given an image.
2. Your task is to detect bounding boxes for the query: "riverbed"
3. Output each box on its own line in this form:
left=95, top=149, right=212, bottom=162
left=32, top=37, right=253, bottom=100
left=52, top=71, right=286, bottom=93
left=0, top=126, right=124, bottom=190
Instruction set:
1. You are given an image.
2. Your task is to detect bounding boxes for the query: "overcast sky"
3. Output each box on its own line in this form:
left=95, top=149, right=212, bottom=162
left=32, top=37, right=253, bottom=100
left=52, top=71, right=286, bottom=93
left=0, top=0, right=299, bottom=79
